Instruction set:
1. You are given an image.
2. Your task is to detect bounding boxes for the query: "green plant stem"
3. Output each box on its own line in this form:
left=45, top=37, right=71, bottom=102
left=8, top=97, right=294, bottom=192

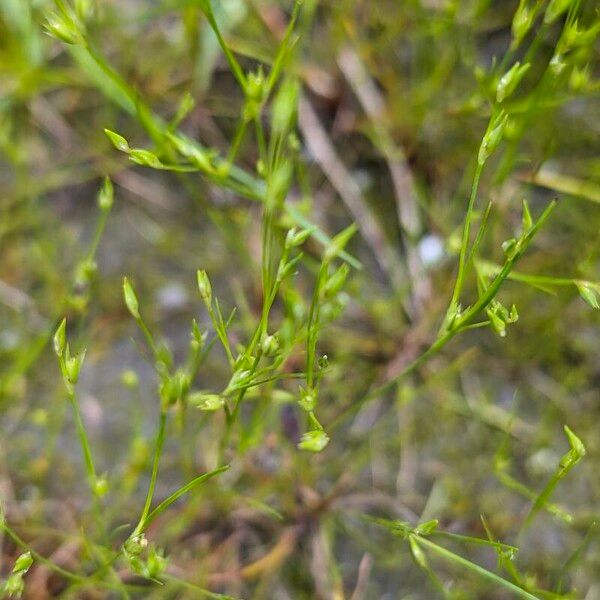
left=450, top=161, right=483, bottom=307
left=306, top=261, right=329, bottom=389
left=333, top=201, right=557, bottom=427
left=141, top=465, right=230, bottom=530
left=68, top=389, right=97, bottom=486
left=62, top=378, right=105, bottom=540
left=200, top=4, right=247, bottom=89
left=133, top=411, right=167, bottom=536
left=413, top=536, right=540, bottom=600
left=0, top=522, right=84, bottom=583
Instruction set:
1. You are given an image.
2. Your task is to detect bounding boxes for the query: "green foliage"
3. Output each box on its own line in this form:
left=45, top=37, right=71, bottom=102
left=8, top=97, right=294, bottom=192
left=0, top=0, right=598, bottom=598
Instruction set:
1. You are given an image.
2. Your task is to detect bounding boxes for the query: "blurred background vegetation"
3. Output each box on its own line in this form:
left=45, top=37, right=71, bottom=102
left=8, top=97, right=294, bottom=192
left=1, top=0, right=599, bottom=598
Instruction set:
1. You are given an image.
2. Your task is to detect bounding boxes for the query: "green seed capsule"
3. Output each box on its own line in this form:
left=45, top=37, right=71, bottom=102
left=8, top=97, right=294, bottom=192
left=123, top=277, right=140, bottom=319
left=196, top=270, right=212, bottom=307
left=496, top=62, right=530, bottom=103
left=66, top=350, right=86, bottom=384
left=44, top=12, right=83, bottom=45
left=478, top=113, right=507, bottom=166
left=298, top=429, right=329, bottom=452
left=188, top=392, right=224, bottom=411
left=104, top=129, right=130, bottom=152
left=97, top=177, right=114, bottom=211
left=128, top=148, right=162, bottom=168
left=298, top=387, right=316, bottom=412
left=261, top=334, right=280, bottom=357
left=93, top=476, right=109, bottom=497
left=53, top=318, right=67, bottom=357
left=13, top=552, right=33, bottom=574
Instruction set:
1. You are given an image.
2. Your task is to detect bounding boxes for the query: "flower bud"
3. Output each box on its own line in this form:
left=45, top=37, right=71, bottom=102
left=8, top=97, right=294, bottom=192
left=511, top=1, right=535, bottom=47
left=414, top=519, right=439, bottom=536
left=3, top=574, right=25, bottom=597
left=478, top=112, right=508, bottom=166
left=564, top=425, right=586, bottom=460
left=123, top=277, right=140, bottom=319
left=409, top=537, right=428, bottom=569
left=188, top=392, right=224, bottom=411
left=97, top=177, right=114, bottom=212
left=66, top=350, right=86, bottom=384
left=324, top=223, right=357, bottom=262
left=172, top=92, right=196, bottom=127
left=576, top=281, right=600, bottom=310
left=544, top=0, right=574, bottom=24
left=285, top=227, right=312, bottom=249
left=128, top=149, right=163, bottom=169
left=160, top=370, right=188, bottom=408
left=93, top=476, right=109, bottom=497
left=522, top=199, right=533, bottom=231
left=298, top=429, right=330, bottom=452
left=496, top=62, right=530, bottom=103
left=225, top=369, right=252, bottom=393
left=298, top=388, right=316, bottom=412
left=104, top=129, right=130, bottom=153
left=261, top=333, right=280, bottom=357
left=13, top=552, right=33, bottom=574
left=145, top=545, right=167, bottom=579
left=53, top=318, right=67, bottom=357
left=190, top=319, right=206, bottom=352
left=196, top=270, right=212, bottom=307
left=123, top=534, right=148, bottom=557
left=569, top=65, right=590, bottom=92
left=501, top=237, right=518, bottom=259
left=324, top=263, right=350, bottom=298
left=75, top=259, right=97, bottom=286
left=44, top=12, right=83, bottom=45
left=121, top=369, right=139, bottom=388
left=245, top=68, right=266, bottom=102
left=549, top=53, right=566, bottom=76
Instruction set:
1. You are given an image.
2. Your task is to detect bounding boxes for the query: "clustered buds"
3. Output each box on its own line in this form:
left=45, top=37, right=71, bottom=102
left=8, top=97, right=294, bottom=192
left=160, top=369, right=189, bottom=409
left=2, top=552, right=33, bottom=598
left=44, top=11, right=84, bottom=45
left=104, top=130, right=165, bottom=169
left=123, top=534, right=168, bottom=579
left=486, top=300, right=518, bottom=338
left=54, top=319, right=86, bottom=390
